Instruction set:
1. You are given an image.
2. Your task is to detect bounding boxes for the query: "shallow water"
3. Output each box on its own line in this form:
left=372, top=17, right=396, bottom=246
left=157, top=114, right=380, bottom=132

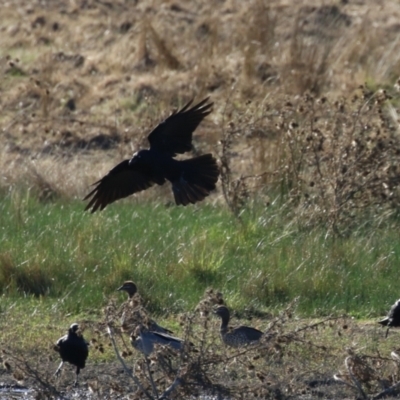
left=0, top=384, right=34, bottom=399
left=0, top=383, right=226, bottom=400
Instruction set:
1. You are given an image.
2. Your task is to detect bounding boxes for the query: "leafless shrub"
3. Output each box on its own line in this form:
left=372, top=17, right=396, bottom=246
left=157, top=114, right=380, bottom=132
left=275, top=88, right=400, bottom=234
left=1, top=349, right=62, bottom=399
left=99, top=289, right=357, bottom=398
left=333, top=348, right=400, bottom=399
left=220, top=120, right=250, bottom=221
left=3, top=289, right=397, bottom=399
left=218, top=85, right=400, bottom=234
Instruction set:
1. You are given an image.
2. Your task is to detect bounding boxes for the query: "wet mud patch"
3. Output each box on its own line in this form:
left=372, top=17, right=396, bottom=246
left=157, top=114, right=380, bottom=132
left=0, top=360, right=135, bottom=399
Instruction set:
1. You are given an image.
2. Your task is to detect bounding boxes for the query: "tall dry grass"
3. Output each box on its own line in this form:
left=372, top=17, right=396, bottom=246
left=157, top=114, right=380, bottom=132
left=2, top=1, right=400, bottom=225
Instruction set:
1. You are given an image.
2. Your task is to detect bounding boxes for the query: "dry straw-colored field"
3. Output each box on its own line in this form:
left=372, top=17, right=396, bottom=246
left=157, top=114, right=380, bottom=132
left=3, top=0, right=400, bottom=398
left=2, top=0, right=400, bottom=216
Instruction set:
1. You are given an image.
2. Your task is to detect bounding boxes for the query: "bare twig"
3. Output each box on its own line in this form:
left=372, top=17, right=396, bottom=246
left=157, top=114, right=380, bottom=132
left=144, top=356, right=159, bottom=398
left=345, top=356, right=367, bottom=399
left=106, top=324, right=153, bottom=400
left=2, top=350, right=64, bottom=399
left=158, top=376, right=183, bottom=400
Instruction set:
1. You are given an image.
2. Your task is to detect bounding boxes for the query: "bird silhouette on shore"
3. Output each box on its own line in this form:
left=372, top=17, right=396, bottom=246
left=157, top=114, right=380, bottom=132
left=214, top=305, right=263, bottom=348
left=84, top=98, right=219, bottom=212
left=54, top=323, right=89, bottom=386
left=379, top=299, right=400, bottom=337
left=117, top=281, right=173, bottom=334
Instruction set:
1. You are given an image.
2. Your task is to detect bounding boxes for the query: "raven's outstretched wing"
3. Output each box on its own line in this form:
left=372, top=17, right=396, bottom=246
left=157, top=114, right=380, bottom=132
left=147, top=98, right=213, bottom=156
left=84, top=160, right=154, bottom=213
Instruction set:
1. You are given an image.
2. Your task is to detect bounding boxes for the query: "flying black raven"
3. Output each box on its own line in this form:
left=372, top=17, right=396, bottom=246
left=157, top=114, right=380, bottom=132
left=84, top=98, right=219, bottom=212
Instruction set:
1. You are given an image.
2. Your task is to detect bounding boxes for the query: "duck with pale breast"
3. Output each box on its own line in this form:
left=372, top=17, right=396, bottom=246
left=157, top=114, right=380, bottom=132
left=130, top=325, right=184, bottom=356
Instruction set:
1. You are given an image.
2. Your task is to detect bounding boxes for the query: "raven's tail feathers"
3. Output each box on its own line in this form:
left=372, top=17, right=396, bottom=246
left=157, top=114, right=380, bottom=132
left=172, top=154, right=219, bottom=206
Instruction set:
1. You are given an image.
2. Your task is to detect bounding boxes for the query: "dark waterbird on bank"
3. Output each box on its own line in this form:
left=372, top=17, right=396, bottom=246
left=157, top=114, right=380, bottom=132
left=379, top=299, right=400, bottom=337
left=84, top=98, right=219, bottom=212
left=214, top=305, right=263, bottom=348
left=54, top=323, right=89, bottom=386
left=117, top=280, right=173, bottom=334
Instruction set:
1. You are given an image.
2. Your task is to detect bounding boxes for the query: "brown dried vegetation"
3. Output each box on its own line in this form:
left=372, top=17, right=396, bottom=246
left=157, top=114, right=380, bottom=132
left=1, top=0, right=400, bottom=230
left=4, top=290, right=400, bottom=398
left=3, top=0, right=400, bottom=398
left=221, top=86, right=400, bottom=234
